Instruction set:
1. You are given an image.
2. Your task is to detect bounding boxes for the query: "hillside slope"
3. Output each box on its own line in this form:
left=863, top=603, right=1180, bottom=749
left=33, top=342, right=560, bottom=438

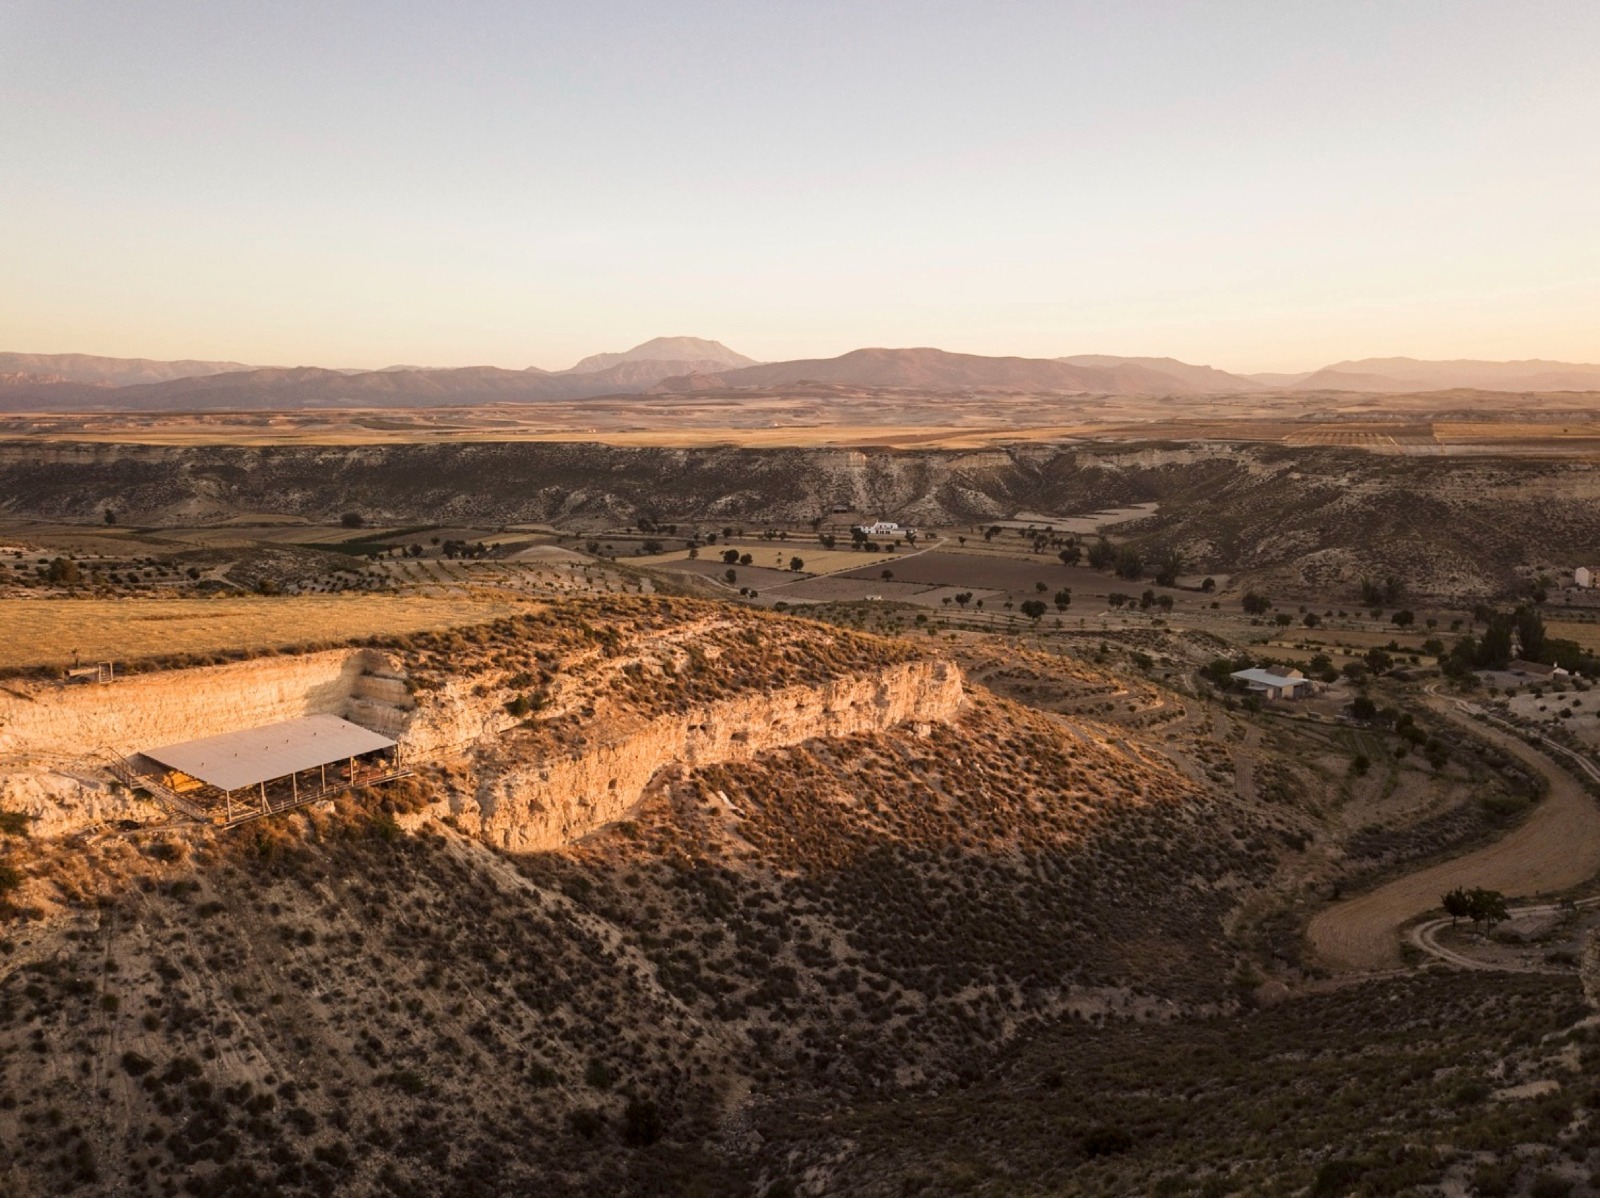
left=0, top=602, right=1278, bottom=1196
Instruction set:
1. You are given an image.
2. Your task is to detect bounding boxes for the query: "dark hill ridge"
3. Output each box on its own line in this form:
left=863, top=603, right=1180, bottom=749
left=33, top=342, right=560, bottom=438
left=7, top=438, right=1600, bottom=599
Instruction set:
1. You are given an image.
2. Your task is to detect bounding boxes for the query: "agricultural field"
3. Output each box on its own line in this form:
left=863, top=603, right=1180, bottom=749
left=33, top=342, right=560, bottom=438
left=650, top=558, right=797, bottom=591
left=635, top=541, right=907, bottom=576
left=0, top=594, right=533, bottom=671
left=1546, top=619, right=1600, bottom=653
left=837, top=550, right=1086, bottom=591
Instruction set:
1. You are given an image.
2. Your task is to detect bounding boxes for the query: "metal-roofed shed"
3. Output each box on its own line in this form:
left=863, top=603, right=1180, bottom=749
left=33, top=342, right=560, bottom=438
left=1229, top=668, right=1312, bottom=700
left=135, top=714, right=407, bottom=825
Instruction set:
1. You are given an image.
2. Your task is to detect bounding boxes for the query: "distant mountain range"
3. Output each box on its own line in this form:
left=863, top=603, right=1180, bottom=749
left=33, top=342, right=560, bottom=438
left=1287, top=358, right=1600, bottom=393
left=0, top=352, right=256, bottom=387
left=1, top=342, right=1597, bottom=412
left=649, top=348, right=1229, bottom=395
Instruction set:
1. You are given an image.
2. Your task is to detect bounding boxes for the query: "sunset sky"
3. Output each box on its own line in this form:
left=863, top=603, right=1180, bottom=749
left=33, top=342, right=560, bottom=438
left=3, top=0, right=1597, bottom=372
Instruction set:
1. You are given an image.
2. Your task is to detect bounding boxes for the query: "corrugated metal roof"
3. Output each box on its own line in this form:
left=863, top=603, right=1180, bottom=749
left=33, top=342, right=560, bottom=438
left=1231, top=668, right=1308, bottom=689
left=143, top=714, right=396, bottom=792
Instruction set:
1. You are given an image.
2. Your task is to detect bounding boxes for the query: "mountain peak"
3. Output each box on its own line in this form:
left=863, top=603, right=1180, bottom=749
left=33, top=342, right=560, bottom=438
left=564, top=337, right=756, bottom=374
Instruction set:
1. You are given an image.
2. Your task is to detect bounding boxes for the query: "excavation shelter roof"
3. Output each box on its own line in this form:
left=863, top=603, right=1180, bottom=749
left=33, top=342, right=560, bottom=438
left=143, top=714, right=395, bottom=792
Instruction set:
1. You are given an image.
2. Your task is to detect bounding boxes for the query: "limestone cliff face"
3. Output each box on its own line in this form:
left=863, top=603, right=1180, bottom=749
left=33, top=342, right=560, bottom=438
left=1583, top=930, right=1600, bottom=1011
left=428, top=660, right=965, bottom=852
left=0, top=649, right=396, bottom=768
left=0, top=648, right=409, bottom=835
left=0, top=637, right=964, bottom=851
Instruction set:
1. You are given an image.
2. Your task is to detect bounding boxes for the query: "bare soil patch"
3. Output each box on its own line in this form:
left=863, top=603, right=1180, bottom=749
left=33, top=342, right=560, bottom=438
left=1306, top=703, right=1600, bottom=970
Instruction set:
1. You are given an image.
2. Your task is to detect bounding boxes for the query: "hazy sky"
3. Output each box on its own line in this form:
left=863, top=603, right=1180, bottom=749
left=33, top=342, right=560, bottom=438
left=3, top=1, right=1597, bottom=372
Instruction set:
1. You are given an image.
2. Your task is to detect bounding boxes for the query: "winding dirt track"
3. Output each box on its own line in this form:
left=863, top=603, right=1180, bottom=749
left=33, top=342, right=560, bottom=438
left=1305, top=700, right=1600, bottom=971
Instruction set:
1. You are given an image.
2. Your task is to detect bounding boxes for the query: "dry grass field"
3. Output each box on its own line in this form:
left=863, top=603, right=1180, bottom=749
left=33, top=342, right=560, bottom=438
left=1546, top=619, right=1600, bottom=653
left=0, top=594, right=530, bottom=669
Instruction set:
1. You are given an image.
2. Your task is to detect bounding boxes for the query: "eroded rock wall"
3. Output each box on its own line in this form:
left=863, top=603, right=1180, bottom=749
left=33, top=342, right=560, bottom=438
left=0, top=649, right=391, bottom=766
left=0, top=638, right=965, bottom=852
left=0, top=648, right=406, bottom=834
left=437, top=659, right=965, bottom=852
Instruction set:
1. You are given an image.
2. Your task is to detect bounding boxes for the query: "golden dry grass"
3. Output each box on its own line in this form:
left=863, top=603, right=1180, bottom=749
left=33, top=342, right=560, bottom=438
left=0, top=594, right=531, bottom=668
left=1546, top=620, right=1600, bottom=652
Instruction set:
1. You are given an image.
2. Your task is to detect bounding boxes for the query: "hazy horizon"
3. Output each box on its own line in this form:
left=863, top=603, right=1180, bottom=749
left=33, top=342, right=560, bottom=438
left=4, top=1, right=1597, bottom=372
left=10, top=340, right=1600, bottom=381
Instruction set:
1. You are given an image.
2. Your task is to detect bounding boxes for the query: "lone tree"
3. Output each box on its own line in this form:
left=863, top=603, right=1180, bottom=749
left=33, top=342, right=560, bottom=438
left=103, top=507, right=116, bottom=525
left=46, top=557, right=80, bottom=585
left=788, top=556, right=804, bottom=572
left=1441, top=887, right=1472, bottom=927
left=340, top=511, right=364, bottom=529
left=1020, top=599, right=1047, bottom=621
left=1466, top=887, right=1509, bottom=933
left=1054, top=588, right=1072, bottom=611
left=1241, top=592, right=1271, bottom=615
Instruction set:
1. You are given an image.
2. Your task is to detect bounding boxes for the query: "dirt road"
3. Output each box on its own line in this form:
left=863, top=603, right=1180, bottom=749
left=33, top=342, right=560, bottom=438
left=1305, top=701, right=1600, bottom=971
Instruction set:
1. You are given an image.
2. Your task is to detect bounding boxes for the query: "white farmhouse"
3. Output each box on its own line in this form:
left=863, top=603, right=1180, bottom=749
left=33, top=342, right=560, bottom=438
left=1576, top=566, right=1594, bottom=589
left=853, top=521, right=915, bottom=538
left=1230, top=667, right=1312, bottom=701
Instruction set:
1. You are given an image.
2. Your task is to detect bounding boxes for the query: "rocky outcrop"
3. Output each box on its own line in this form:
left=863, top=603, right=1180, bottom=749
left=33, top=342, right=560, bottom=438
left=1583, top=930, right=1600, bottom=1011
left=0, top=639, right=965, bottom=851
left=433, top=660, right=965, bottom=852
left=0, top=649, right=399, bottom=768
left=0, top=648, right=411, bottom=835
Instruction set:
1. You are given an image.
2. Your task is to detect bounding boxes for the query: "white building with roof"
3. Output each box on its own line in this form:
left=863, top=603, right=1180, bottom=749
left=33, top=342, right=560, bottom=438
left=854, top=521, right=914, bottom=538
left=1230, top=667, right=1311, bottom=700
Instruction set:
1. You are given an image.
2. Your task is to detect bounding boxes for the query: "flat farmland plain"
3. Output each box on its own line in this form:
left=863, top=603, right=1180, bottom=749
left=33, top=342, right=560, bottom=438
left=636, top=544, right=904, bottom=575
left=838, top=551, right=1093, bottom=593
left=0, top=595, right=530, bottom=670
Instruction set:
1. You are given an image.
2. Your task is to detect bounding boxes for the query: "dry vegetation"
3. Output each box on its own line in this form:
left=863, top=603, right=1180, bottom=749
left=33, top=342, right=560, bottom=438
left=0, top=601, right=1285, bottom=1195
left=759, top=971, right=1600, bottom=1196
left=0, top=596, right=531, bottom=672
left=2, top=591, right=1596, bottom=1196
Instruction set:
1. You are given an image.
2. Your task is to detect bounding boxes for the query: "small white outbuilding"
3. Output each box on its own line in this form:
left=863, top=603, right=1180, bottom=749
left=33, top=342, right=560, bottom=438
left=1230, top=667, right=1312, bottom=701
